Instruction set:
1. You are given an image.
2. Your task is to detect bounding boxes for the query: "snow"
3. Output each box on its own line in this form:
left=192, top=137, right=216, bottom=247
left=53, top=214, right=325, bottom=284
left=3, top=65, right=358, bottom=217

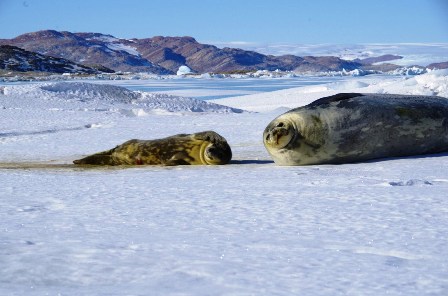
left=1, top=71, right=448, bottom=295
left=105, top=42, right=140, bottom=56
left=1, top=82, right=244, bottom=115
left=85, top=34, right=141, bottom=56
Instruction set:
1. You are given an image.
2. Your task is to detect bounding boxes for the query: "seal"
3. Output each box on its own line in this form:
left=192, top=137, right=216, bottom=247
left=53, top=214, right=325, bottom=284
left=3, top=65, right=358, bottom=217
left=263, top=93, right=448, bottom=165
left=74, top=131, right=232, bottom=166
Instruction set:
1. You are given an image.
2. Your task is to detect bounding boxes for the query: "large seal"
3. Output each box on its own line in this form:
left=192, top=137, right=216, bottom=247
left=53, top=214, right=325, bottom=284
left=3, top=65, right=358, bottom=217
left=263, top=93, right=448, bottom=165
left=74, top=131, right=232, bottom=166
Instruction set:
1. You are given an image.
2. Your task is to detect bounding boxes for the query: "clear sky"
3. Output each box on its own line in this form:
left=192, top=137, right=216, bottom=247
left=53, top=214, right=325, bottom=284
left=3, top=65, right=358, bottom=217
left=0, top=0, right=447, bottom=44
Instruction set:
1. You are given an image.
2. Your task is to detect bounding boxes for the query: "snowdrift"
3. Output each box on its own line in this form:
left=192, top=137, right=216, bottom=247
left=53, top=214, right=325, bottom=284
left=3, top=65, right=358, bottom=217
left=2, top=82, right=245, bottom=114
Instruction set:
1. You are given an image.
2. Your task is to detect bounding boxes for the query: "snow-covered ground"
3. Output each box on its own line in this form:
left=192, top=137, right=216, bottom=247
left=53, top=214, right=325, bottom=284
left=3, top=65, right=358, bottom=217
left=1, top=71, right=448, bottom=295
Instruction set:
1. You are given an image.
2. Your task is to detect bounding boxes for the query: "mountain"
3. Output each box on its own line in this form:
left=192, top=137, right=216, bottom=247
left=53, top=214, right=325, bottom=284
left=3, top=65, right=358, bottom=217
left=115, top=36, right=363, bottom=73
left=0, top=45, right=109, bottom=74
left=427, top=61, right=448, bottom=70
left=0, top=30, right=364, bottom=74
left=0, top=30, right=170, bottom=74
left=356, top=54, right=403, bottom=65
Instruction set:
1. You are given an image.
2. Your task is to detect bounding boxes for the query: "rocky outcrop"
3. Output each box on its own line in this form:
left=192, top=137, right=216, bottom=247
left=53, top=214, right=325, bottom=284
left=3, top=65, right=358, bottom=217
left=0, top=45, right=106, bottom=74
left=0, top=30, right=170, bottom=74
left=427, top=61, right=448, bottom=70
left=356, top=54, right=403, bottom=65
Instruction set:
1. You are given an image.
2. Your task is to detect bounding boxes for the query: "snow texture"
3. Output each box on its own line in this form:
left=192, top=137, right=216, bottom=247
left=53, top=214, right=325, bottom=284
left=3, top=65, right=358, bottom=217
left=1, top=82, right=244, bottom=115
left=1, top=71, right=448, bottom=295
left=86, top=34, right=140, bottom=56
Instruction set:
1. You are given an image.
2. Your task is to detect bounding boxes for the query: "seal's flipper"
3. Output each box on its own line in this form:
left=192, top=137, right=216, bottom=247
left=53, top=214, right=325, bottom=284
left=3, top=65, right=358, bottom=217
left=164, top=151, right=192, bottom=166
left=73, top=149, right=116, bottom=165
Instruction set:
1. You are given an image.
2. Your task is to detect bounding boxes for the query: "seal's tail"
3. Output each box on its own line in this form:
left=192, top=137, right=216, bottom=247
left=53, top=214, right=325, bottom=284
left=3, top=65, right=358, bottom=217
left=73, top=149, right=115, bottom=165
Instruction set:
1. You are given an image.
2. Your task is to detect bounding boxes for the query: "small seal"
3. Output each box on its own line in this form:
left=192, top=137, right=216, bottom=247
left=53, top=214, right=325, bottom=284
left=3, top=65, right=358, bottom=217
left=263, top=93, right=448, bottom=165
left=74, top=131, right=232, bottom=166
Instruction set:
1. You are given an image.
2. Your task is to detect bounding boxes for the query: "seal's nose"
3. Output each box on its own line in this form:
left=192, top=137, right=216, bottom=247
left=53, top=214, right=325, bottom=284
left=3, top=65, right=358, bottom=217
left=265, top=127, right=286, bottom=145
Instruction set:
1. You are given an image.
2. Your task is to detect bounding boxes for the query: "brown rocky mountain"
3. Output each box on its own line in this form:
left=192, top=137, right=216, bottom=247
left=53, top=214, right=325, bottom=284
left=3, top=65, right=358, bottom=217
left=356, top=54, right=403, bottom=65
left=0, top=30, right=365, bottom=74
left=0, top=30, right=169, bottom=74
left=427, top=61, right=448, bottom=70
left=130, top=36, right=362, bottom=73
left=0, top=45, right=107, bottom=74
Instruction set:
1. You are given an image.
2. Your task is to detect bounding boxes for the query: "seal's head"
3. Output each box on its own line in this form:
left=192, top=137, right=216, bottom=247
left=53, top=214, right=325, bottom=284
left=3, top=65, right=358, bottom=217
left=263, top=112, right=324, bottom=166
left=263, top=119, right=296, bottom=150
left=200, top=141, right=232, bottom=165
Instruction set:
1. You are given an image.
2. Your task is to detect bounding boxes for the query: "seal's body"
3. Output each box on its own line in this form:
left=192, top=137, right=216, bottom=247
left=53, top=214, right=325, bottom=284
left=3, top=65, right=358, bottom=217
left=263, top=93, right=448, bottom=165
left=74, top=131, right=232, bottom=166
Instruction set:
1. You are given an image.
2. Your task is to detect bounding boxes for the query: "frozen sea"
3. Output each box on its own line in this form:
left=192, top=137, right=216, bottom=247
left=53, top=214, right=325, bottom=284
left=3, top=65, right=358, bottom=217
left=83, top=75, right=355, bottom=100
left=1, top=72, right=448, bottom=295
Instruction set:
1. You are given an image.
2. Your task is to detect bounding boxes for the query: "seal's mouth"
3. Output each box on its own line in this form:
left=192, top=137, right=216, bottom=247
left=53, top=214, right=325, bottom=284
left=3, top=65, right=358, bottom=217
left=263, top=121, right=295, bottom=149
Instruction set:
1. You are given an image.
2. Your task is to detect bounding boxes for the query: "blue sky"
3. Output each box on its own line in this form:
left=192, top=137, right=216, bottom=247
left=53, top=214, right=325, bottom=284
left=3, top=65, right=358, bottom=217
left=0, top=0, right=447, bottom=44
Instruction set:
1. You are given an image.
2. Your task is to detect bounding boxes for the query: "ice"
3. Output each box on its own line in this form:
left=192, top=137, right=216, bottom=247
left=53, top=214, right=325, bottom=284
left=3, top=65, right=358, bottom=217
left=177, top=65, right=193, bottom=75
left=1, top=72, right=448, bottom=295
left=327, top=80, right=370, bottom=90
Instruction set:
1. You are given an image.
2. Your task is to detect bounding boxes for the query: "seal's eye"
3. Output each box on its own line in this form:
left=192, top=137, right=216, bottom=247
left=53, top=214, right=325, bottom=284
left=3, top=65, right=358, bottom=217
left=265, top=134, right=271, bottom=141
left=277, top=122, right=284, bottom=127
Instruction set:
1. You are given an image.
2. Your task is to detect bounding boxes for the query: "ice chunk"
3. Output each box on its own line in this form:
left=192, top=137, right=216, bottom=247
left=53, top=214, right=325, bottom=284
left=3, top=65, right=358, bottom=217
left=177, top=65, right=192, bottom=76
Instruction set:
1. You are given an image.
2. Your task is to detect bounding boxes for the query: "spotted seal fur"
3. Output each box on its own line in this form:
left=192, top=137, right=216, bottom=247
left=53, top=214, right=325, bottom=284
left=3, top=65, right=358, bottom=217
left=74, top=131, right=232, bottom=166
